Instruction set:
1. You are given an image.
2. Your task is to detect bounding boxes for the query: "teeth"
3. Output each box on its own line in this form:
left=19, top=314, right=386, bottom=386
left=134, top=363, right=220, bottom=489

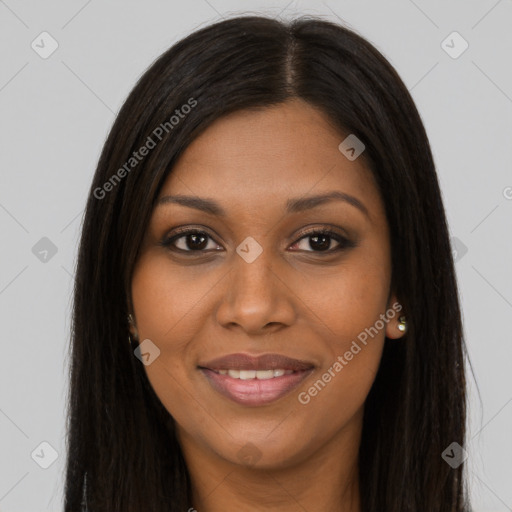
left=239, top=370, right=256, bottom=380
left=218, top=369, right=294, bottom=379
left=253, top=370, right=275, bottom=380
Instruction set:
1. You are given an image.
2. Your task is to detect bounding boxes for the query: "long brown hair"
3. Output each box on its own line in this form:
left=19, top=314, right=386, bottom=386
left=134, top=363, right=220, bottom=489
left=65, top=14, right=472, bottom=511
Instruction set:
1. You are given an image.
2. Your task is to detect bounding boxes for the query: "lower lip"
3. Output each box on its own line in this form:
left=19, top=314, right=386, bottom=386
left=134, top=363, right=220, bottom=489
left=200, top=368, right=314, bottom=406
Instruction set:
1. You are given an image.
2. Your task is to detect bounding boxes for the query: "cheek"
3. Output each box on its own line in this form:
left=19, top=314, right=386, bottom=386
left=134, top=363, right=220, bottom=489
left=130, top=254, right=226, bottom=410
left=291, top=251, right=391, bottom=349
left=291, top=249, right=390, bottom=406
left=294, top=267, right=389, bottom=438
left=131, top=254, right=217, bottom=343
left=130, top=256, right=207, bottom=426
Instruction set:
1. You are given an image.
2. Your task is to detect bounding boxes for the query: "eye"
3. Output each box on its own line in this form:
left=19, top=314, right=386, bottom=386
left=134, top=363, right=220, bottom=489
left=159, top=226, right=355, bottom=255
left=160, top=228, right=222, bottom=253
left=289, top=229, right=354, bottom=253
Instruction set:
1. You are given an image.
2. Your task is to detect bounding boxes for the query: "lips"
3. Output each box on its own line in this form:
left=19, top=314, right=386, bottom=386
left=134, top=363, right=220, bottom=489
left=198, top=353, right=315, bottom=372
left=198, top=353, right=315, bottom=406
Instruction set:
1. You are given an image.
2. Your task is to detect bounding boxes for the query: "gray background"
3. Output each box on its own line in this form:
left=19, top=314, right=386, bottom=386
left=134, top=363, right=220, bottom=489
left=1, top=0, right=511, bottom=510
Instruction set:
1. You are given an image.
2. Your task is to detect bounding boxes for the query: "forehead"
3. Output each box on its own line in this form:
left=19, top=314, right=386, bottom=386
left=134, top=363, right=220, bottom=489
left=159, top=98, right=383, bottom=221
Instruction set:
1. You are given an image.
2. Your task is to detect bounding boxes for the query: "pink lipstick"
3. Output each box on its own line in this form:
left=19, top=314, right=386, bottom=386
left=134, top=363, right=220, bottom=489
left=198, top=353, right=315, bottom=406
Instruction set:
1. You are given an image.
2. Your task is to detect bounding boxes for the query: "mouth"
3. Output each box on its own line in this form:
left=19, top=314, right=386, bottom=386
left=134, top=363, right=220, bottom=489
left=198, top=353, right=315, bottom=406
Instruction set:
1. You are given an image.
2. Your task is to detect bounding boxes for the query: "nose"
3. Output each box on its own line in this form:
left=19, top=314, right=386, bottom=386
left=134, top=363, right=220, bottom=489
left=215, top=249, right=297, bottom=336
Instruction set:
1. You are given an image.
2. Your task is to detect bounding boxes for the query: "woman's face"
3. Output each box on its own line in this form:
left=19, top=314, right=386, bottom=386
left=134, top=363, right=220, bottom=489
left=130, top=97, right=405, bottom=472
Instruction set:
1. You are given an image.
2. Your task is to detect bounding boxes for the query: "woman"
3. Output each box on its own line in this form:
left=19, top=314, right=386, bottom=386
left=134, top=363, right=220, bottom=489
left=65, top=14, right=472, bottom=511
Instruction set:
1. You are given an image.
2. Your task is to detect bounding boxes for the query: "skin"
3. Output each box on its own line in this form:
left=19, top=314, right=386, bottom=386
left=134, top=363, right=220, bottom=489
left=129, top=97, right=406, bottom=511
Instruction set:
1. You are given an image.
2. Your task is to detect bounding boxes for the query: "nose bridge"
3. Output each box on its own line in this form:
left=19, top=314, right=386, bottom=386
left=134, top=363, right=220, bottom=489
left=215, top=238, right=296, bottom=332
left=235, top=246, right=274, bottom=296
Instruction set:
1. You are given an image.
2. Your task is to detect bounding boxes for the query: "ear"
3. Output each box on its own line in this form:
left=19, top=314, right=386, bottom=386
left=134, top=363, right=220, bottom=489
left=385, top=293, right=407, bottom=340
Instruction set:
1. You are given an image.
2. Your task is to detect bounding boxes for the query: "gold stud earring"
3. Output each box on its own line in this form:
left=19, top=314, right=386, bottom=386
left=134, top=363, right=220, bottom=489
left=397, top=315, right=407, bottom=333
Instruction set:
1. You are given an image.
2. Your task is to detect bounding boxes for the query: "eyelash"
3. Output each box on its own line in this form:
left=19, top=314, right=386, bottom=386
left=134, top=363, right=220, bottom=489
left=159, top=226, right=355, bottom=255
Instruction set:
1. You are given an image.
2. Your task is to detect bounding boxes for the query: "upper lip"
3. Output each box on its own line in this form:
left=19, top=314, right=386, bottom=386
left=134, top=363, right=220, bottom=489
left=198, top=353, right=315, bottom=371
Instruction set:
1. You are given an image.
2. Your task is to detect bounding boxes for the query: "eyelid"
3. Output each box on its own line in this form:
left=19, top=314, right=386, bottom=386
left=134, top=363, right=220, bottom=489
left=165, top=225, right=222, bottom=243
left=293, top=223, right=351, bottom=241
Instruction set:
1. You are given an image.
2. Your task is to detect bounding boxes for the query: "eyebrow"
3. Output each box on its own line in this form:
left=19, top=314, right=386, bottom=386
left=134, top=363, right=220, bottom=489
left=156, top=191, right=369, bottom=218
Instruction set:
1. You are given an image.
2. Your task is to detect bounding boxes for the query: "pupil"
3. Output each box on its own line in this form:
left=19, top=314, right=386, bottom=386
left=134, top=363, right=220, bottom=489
left=310, top=234, right=330, bottom=251
left=188, top=233, right=207, bottom=250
